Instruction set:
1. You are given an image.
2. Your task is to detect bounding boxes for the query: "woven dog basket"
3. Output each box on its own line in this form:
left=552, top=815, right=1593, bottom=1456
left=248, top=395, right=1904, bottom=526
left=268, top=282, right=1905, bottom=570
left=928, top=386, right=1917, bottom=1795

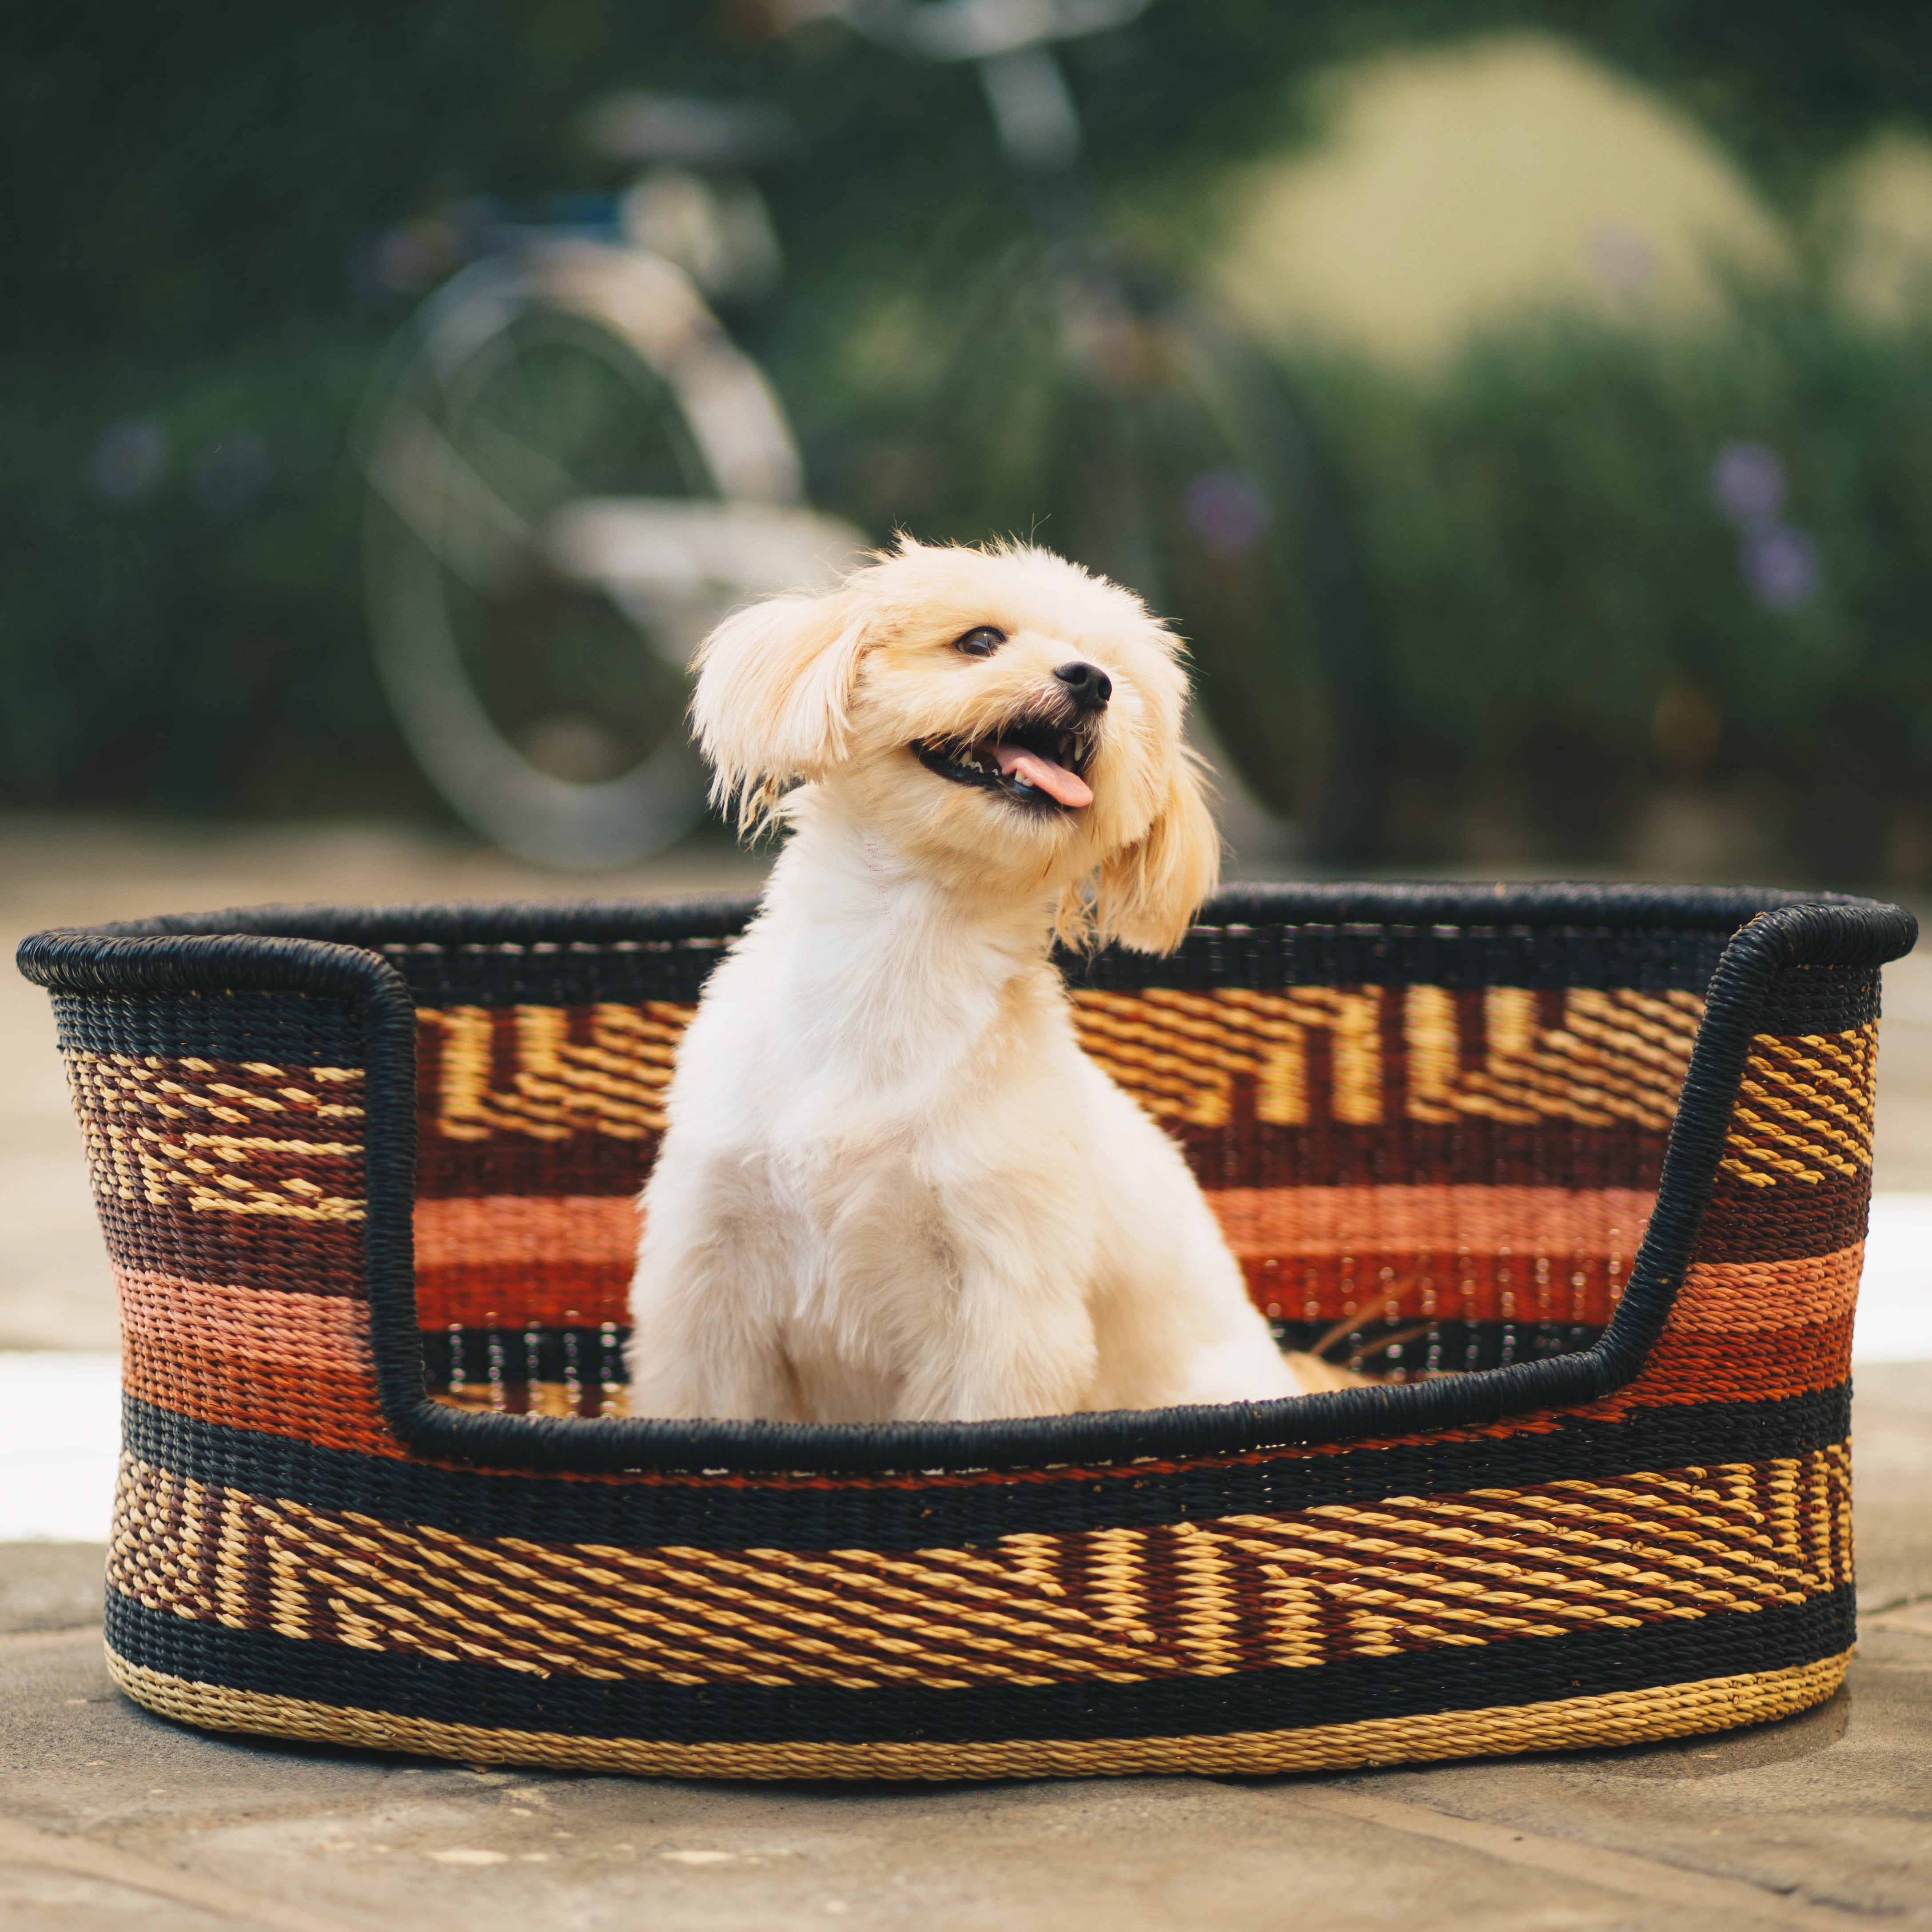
left=17, top=883, right=1913, bottom=1781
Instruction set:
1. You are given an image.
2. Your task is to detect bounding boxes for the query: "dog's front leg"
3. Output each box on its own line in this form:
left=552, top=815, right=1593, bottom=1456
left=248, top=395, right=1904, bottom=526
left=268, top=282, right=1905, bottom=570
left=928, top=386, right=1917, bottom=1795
left=894, top=1206, right=1101, bottom=1422
left=628, top=1153, right=801, bottom=1422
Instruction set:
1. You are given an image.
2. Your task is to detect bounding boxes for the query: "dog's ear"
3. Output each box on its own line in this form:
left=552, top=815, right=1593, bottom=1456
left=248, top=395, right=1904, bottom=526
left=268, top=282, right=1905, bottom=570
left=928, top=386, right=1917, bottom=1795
left=690, top=589, right=867, bottom=833
left=1091, top=747, right=1222, bottom=954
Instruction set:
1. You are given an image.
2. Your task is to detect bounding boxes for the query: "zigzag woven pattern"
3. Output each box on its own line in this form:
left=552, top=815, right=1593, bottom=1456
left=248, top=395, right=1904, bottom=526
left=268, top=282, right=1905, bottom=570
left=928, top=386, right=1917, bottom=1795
left=403, top=979, right=1709, bottom=1405
left=108, top=1448, right=1849, bottom=1689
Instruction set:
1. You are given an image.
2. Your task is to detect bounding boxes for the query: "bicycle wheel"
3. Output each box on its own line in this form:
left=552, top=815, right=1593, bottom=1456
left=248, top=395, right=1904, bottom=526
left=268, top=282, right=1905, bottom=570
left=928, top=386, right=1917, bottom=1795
left=359, top=238, right=857, bottom=867
left=912, top=246, right=1384, bottom=863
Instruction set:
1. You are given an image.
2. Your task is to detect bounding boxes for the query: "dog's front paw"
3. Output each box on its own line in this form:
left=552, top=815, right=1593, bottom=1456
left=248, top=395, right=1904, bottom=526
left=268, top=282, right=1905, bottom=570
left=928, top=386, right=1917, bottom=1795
left=1282, top=1350, right=1370, bottom=1394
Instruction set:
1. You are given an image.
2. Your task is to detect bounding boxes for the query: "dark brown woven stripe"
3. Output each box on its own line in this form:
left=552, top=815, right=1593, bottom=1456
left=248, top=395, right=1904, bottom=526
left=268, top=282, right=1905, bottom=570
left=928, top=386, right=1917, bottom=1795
left=65, top=1050, right=368, bottom=1295
left=1168, top=1121, right=1676, bottom=1193
left=415, top=1138, right=653, bottom=1200
left=97, top=1203, right=367, bottom=1298
left=1695, top=1172, right=1868, bottom=1263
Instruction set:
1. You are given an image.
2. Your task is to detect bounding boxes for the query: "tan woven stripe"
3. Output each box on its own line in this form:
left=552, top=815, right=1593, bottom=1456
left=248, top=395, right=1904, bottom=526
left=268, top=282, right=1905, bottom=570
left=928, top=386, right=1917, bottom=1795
left=1719, top=1025, right=1876, bottom=1187
left=422, top=1003, right=693, bottom=1144
left=104, top=1649, right=1849, bottom=1782
left=398, top=984, right=1721, bottom=1147
left=1072, top=987, right=1382, bottom=1128
left=1405, top=988, right=1701, bottom=1132
left=65, top=1052, right=364, bottom=1221
left=108, top=1447, right=1851, bottom=1691
left=1071, top=985, right=1701, bottom=1135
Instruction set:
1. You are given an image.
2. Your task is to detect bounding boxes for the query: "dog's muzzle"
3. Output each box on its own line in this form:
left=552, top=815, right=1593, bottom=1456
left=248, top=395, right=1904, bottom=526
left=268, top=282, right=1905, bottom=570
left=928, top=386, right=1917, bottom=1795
left=912, top=704, right=1099, bottom=811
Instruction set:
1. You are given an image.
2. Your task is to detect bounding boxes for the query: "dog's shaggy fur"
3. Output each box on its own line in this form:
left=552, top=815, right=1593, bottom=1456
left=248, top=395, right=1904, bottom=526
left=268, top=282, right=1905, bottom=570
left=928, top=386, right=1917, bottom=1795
left=628, top=538, right=1311, bottom=1422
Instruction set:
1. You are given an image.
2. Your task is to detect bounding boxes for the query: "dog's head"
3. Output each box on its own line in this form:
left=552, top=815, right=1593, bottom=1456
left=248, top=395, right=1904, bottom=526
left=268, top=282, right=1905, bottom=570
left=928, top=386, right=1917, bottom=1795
left=692, top=538, right=1219, bottom=952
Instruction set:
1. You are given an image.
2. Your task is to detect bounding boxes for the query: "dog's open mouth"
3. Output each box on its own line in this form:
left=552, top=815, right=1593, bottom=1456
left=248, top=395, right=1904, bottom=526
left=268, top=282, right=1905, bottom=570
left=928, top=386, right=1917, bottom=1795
left=912, top=719, right=1095, bottom=809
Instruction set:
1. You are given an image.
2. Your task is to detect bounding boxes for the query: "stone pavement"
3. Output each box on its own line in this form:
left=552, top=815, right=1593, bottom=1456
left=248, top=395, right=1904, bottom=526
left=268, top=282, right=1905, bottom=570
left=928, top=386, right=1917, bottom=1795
left=2, top=816, right=1929, bottom=1928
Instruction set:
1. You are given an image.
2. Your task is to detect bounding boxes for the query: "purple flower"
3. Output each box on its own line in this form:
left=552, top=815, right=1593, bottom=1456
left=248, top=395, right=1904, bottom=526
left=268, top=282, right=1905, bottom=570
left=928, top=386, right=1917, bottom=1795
left=1711, top=442, right=1786, bottom=527
left=88, top=420, right=169, bottom=505
left=193, top=435, right=274, bottom=517
left=1741, top=525, right=1821, bottom=610
left=1184, top=468, right=1271, bottom=557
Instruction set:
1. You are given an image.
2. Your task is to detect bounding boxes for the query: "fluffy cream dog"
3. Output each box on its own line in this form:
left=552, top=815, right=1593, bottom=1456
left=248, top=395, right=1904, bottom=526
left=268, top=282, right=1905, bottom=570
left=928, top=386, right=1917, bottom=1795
left=628, top=538, right=1311, bottom=1423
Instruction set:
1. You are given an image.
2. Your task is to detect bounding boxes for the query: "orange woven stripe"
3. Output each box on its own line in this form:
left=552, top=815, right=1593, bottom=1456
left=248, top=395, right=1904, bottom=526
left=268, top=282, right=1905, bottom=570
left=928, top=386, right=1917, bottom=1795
left=1669, top=1248, right=1862, bottom=1332
left=116, top=1268, right=374, bottom=1368
left=120, top=1334, right=397, bottom=1457
left=415, top=1264, right=632, bottom=1330
left=414, top=1194, right=640, bottom=1268
left=1207, top=1184, right=1657, bottom=1256
left=1621, top=1311, right=1855, bottom=1405
left=1242, top=1255, right=1628, bottom=1328
left=411, top=1193, right=639, bottom=1330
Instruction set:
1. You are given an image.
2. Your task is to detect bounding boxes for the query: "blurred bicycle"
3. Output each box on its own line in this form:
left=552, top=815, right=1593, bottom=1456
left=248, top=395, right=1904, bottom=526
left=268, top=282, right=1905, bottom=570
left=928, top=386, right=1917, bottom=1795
left=360, top=0, right=1383, bottom=866
left=357, top=99, right=863, bottom=867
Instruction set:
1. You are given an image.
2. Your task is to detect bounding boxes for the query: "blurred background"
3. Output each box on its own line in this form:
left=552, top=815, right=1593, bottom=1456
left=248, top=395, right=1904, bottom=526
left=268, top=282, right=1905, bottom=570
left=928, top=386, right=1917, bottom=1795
left=13, top=3, right=1932, bottom=1541
left=11, top=0, right=1932, bottom=884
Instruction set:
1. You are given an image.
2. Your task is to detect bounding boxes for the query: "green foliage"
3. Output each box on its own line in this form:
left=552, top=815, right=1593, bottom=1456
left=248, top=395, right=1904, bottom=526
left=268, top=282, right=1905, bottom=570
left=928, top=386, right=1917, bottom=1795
left=0, top=327, right=426, bottom=816
left=1321, top=302, right=1932, bottom=867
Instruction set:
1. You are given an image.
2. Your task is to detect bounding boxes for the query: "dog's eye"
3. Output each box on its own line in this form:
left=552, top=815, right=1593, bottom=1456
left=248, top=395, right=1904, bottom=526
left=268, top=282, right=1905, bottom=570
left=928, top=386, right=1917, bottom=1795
left=952, top=626, right=1005, bottom=659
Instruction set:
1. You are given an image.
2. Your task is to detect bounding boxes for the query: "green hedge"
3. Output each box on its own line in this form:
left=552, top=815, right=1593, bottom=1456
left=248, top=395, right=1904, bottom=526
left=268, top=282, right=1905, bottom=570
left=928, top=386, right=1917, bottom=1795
left=1330, top=303, right=1932, bottom=872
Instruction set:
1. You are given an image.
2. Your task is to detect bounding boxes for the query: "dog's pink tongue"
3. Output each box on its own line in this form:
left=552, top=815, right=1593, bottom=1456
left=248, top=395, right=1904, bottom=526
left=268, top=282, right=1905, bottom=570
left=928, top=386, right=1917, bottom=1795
left=992, top=743, right=1092, bottom=808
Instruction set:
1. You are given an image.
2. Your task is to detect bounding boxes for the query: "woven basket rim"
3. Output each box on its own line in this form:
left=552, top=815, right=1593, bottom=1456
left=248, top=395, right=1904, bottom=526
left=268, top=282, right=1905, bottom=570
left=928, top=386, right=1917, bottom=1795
left=18, top=880, right=1916, bottom=1478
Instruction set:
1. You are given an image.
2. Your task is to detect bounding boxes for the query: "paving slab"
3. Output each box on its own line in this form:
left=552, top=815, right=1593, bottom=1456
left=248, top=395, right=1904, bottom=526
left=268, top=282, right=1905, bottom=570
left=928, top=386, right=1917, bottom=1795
left=1, top=1627, right=1924, bottom=1932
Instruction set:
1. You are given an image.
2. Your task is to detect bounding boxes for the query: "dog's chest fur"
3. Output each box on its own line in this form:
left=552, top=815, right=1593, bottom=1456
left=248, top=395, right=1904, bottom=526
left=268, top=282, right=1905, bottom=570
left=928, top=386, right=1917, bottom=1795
left=640, top=829, right=1102, bottom=1419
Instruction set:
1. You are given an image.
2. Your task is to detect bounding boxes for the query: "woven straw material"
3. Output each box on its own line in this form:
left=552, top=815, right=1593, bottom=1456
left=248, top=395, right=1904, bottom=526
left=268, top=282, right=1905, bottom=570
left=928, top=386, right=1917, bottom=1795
left=106, top=1447, right=1849, bottom=1688
left=20, top=884, right=1911, bottom=1780
left=104, top=1650, right=1850, bottom=1781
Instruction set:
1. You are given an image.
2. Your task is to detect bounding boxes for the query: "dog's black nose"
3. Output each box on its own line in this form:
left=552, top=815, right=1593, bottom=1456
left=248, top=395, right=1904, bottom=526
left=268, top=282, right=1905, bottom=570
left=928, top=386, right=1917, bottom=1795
left=1054, top=661, right=1112, bottom=712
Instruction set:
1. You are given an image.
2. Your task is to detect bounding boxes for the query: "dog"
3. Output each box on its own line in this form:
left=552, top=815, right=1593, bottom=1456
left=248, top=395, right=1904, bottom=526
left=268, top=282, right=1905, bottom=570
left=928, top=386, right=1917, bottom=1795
left=627, top=537, right=1326, bottom=1423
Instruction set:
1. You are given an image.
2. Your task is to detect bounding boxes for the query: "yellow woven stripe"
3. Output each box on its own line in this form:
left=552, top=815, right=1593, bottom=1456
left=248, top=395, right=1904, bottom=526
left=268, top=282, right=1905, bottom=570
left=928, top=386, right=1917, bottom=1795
left=410, top=984, right=1711, bottom=1146
left=109, top=1447, right=1851, bottom=1692
left=1405, top=988, right=1701, bottom=1132
left=423, top=1002, right=693, bottom=1144
left=64, top=1052, right=364, bottom=1221
left=105, top=1650, right=1849, bottom=1782
left=1070, top=987, right=1382, bottom=1128
left=1719, top=1025, right=1877, bottom=1188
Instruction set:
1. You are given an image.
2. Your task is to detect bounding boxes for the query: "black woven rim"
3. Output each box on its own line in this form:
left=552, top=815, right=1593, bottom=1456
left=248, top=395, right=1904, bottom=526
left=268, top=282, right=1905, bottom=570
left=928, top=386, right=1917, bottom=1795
left=18, top=881, right=1915, bottom=1478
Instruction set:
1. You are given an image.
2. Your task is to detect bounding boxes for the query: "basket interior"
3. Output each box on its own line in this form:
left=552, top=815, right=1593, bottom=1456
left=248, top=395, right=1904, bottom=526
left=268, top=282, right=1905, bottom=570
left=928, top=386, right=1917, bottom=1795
left=409, top=973, right=1703, bottom=1418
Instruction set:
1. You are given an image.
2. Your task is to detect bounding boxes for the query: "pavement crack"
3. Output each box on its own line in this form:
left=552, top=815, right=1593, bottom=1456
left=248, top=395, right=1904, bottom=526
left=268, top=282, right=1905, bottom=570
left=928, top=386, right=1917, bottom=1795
left=0, top=1815, right=374, bottom=1932
left=1291, top=1785, right=1873, bottom=1928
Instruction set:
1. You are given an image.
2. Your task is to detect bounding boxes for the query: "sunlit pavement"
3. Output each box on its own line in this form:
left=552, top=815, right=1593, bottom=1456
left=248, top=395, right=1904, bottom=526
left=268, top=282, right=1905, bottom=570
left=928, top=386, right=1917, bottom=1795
left=3, top=816, right=1929, bottom=1928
